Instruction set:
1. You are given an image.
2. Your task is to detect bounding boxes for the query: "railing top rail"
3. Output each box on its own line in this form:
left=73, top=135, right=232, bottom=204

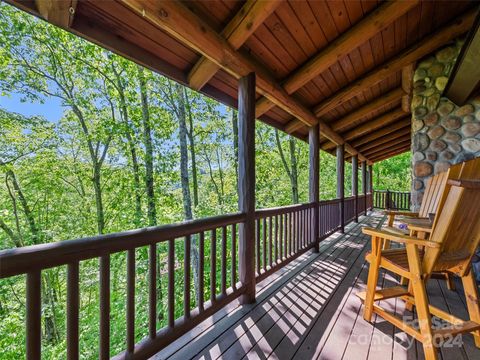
left=255, top=202, right=316, bottom=218
left=0, top=212, right=246, bottom=278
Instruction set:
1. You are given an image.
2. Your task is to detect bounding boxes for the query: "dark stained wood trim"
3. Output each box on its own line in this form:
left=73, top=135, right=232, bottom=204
left=352, top=155, right=359, bottom=223
left=336, top=145, right=345, bottom=233
left=237, top=73, right=256, bottom=304
left=357, top=128, right=411, bottom=153
left=352, top=118, right=411, bottom=148
left=309, top=124, right=320, bottom=252
left=445, top=11, right=480, bottom=105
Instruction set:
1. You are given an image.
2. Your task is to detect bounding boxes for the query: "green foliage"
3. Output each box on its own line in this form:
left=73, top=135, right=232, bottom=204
left=373, top=152, right=412, bottom=192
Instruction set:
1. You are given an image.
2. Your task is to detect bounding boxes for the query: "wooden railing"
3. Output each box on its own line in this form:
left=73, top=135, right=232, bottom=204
left=0, top=197, right=372, bottom=359
left=373, top=190, right=411, bottom=210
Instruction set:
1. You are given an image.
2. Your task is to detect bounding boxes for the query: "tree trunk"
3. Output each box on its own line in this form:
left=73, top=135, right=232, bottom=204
left=184, top=90, right=199, bottom=208
left=138, top=66, right=157, bottom=226
left=92, top=165, right=105, bottom=235
left=113, top=64, right=142, bottom=227
left=289, top=137, right=299, bottom=203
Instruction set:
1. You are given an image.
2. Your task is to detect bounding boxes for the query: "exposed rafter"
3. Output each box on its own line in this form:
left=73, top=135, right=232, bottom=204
left=401, top=63, right=415, bottom=112
left=35, top=0, right=76, bottom=28
left=312, top=10, right=476, bottom=118
left=322, top=108, right=408, bottom=151
left=351, top=119, right=411, bottom=148
left=364, top=138, right=411, bottom=158
left=370, top=146, right=411, bottom=163
left=188, top=0, right=280, bottom=90
left=357, top=128, right=411, bottom=153
left=120, top=0, right=370, bottom=161
left=254, top=0, right=419, bottom=118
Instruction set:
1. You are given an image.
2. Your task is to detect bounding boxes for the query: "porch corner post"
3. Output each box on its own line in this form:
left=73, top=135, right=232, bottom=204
left=361, top=161, right=367, bottom=215
left=309, top=124, right=320, bottom=252
left=352, top=155, right=358, bottom=223
left=238, top=72, right=256, bottom=304
left=336, top=144, right=345, bottom=233
left=368, top=164, right=373, bottom=210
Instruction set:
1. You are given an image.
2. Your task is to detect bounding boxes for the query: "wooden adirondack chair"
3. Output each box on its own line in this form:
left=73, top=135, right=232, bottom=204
left=358, top=178, right=480, bottom=360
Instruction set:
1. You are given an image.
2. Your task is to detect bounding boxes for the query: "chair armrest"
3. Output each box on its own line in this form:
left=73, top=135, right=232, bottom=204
left=383, top=211, right=420, bottom=218
left=407, top=223, right=433, bottom=234
left=362, top=227, right=440, bottom=248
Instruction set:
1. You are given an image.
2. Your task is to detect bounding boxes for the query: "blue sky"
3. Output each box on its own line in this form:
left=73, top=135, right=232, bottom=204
left=0, top=92, right=64, bottom=122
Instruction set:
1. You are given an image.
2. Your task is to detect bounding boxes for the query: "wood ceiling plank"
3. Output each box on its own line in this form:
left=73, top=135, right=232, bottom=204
left=363, top=137, right=411, bottom=157
left=357, top=128, right=411, bottom=153
left=255, top=0, right=418, bottom=117
left=188, top=0, right=281, bottom=90
left=352, top=118, right=411, bottom=148
left=313, top=9, right=476, bottom=118
left=371, top=147, right=411, bottom=163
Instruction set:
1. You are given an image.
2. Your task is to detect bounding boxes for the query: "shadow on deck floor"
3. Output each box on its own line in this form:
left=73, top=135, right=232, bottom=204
left=152, top=213, right=480, bottom=360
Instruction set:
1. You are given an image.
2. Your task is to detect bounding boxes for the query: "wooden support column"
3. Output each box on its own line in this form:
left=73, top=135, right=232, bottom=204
left=309, top=124, right=320, bottom=252
left=368, top=164, right=374, bottom=210
left=352, top=155, right=359, bottom=223
left=362, top=161, right=367, bottom=215
left=238, top=73, right=256, bottom=304
left=336, top=145, right=345, bottom=233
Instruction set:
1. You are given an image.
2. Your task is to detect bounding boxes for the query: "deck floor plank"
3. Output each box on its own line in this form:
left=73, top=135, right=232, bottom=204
left=150, top=213, right=480, bottom=360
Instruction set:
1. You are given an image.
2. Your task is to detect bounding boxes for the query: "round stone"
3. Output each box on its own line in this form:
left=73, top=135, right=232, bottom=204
left=414, top=106, right=428, bottom=118
left=443, top=131, right=461, bottom=144
left=437, top=102, right=454, bottom=116
left=412, top=119, right=424, bottom=132
left=424, top=113, right=439, bottom=126
left=414, top=68, right=428, bottom=82
left=412, top=95, right=424, bottom=108
left=422, top=88, right=436, bottom=97
left=435, top=76, right=449, bottom=91
left=456, top=153, right=475, bottom=163
left=436, top=47, right=456, bottom=62
left=430, top=139, right=447, bottom=152
left=414, top=80, right=426, bottom=87
left=462, top=122, right=480, bottom=137
left=419, top=58, right=435, bottom=68
left=425, top=151, right=438, bottom=161
left=440, top=150, right=455, bottom=161
left=428, top=63, right=445, bottom=77
left=464, top=115, right=476, bottom=123
left=427, top=126, right=445, bottom=139
left=442, top=116, right=462, bottom=130
left=461, top=138, right=480, bottom=153
left=414, top=85, right=427, bottom=94
left=414, top=161, right=433, bottom=177
left=413, top=179, right=424, bottom=191
left=413, top=133, right=430, bottom=151
left=427, top=94, right=441, bottom=112
left=413, top=151, right=425, bottom=162
left=435, top=161, right=451, bottom=174
left=449, top=143, right=462, bottom=153
left=455, top=104, right=475, bottom=117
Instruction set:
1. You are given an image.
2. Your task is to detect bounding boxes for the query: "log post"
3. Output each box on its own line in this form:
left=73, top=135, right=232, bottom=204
left=368, top=164, right=373, bottom=210
left=336, top=144, right=345, bottom=233
left=309, top=124, right=320, bottom=252
left=362, top=161, right=367, bottom=214
left=238, top=73, right=256, bottom=304
left=352, top=155, right=358, bottom=222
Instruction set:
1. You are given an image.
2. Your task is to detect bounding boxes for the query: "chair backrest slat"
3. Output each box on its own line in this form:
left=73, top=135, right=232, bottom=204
left=418, top=172, right=448, bottom=218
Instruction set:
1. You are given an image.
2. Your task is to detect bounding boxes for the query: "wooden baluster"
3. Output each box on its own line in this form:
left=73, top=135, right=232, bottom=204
left=184, top=235, right=191, bottom=318
left=168, top=239, right=175, bottom=328
left=26, top=271, right=41, bottom=360
left=231, top=225, right=236, bottom=289
left=199, top=232, right=205, bottom=311
left=221, top=226, right=227, bottom=295
left=126, top=249, right=135, bottom=355
left=262, top=217, right=267, bottom=271
left=274, top=215, right=278, bottom=264
left=149, top=244, right=156, bottom=339
left=287, top=212, right=291, bottom=256
left=279, top=214, right=283, bottom=261
left=210, top=229, right=216, bottom=303
left=256, top=218, right=260, bottom=274
left=67, top=262, right=79, bottom=360
left=268, top=216, right=273, bottom=267
left=100, top=255, right=110, bottom=360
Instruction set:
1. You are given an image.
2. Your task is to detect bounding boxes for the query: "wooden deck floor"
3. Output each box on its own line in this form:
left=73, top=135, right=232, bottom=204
left=152, top=213, right=480, bottom=360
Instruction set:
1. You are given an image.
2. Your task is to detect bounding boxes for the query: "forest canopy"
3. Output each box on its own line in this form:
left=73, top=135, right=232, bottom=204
left=0, top=3, right=411, bottom=358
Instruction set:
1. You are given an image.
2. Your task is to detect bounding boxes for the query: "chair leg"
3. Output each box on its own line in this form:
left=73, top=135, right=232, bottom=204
left=411, top=277, right=438, bottom=360
left=462, top=269, right=480, bottom=348
left=364, top=258, right=381, bottom=322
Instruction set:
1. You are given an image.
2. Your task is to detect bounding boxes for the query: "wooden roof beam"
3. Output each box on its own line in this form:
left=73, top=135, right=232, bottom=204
left=357, top=129, right=411, bottom=153
left=445, top=12, right=480, bottom=105
left=121, top=0, right=369, bottom=161
left=35, top=0, right=77, bottom=28
left=188, top=0, right=281, bottom=90
left=313, top=9, right=476, bottom=118
left=401, top=63, right=415, bottom=112
left=351, top=118, right=411, bottom=148
left=363, top=137, right=411, bottom=158
left=322, top=108, right=408, bottom=151
left=254, top=0, right=419, bottom=118
left=370, top=146, right=411, bottom=163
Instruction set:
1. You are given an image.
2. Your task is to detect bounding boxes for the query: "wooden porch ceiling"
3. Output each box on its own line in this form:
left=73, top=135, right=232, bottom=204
left=8, top=0, right=479, bottom=163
